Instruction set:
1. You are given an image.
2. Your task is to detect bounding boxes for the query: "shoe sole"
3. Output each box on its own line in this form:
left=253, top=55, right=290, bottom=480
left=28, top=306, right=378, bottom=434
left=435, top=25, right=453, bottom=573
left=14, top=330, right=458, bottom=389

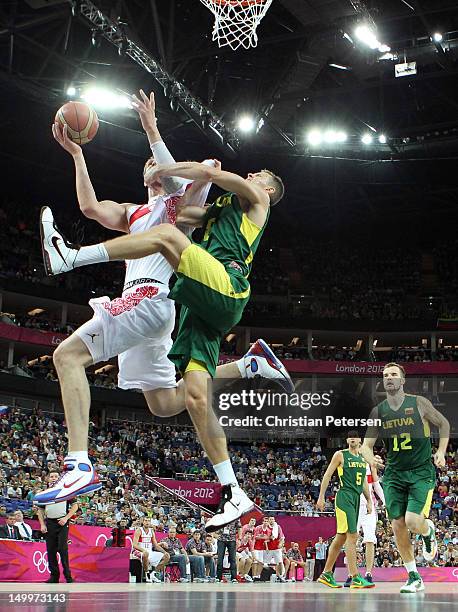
left=34, top=482, right=102, bottom=505
left=350, top=584, right=376, bottom=589
left=40, top=206, right=53, bottom=276
left=205, top=502, right=255, bottom=533
left=317, top=578, right=341, bottom=588
left=257, top=339, right=294, bottom=392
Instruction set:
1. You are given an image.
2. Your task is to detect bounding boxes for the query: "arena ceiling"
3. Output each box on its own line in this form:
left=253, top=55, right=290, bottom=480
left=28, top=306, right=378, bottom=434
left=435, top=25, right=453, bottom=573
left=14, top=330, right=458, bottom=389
left=1, top=0, right=458, bottom=232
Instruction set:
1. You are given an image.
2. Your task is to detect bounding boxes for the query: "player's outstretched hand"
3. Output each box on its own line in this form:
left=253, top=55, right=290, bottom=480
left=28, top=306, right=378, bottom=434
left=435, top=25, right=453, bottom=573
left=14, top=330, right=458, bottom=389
left=433, top=450, right=446, bottom=468
left=131, top=89, right=157, bottom=133
left=52, top=122, right=82, bottom=157
left=144, top=162, right=165, bottom=186
left=371, top=455, right=384, bottom=470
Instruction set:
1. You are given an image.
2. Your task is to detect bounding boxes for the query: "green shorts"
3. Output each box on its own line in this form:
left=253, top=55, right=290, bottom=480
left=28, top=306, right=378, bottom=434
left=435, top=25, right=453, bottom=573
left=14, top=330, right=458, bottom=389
left=335, top=489, right=360, bottom=534
left=168, top=244, right=250, bottom=377
left=383, top=463, right=436, bottom=520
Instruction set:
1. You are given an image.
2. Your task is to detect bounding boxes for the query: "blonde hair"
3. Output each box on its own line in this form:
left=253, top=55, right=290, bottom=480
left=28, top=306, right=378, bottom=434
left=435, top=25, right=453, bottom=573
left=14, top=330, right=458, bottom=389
left=262, top=169, right=285, bottom=206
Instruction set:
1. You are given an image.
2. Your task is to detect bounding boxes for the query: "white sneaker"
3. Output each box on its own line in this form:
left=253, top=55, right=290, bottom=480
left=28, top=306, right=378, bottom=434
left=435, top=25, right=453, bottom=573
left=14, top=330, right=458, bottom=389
left=287, top=577, right=296, bottom=583
left=243, top=339, right=294, bottom=392
left=400, top=572, right=425, bottom=593
left=205, top=485, right=254, bottom=532
left=277, top=575, right=286, bottom=583
left=244, top=574, right=253, bottom=582
left=33, top=456, right=101, bottom=504
left=40, top=206, right=80, bottom=275
left=149, top=571, right=162, bottom=583
left=422, top=519, right=438, bottom=562
left=179, top=577, right=190, bottom=583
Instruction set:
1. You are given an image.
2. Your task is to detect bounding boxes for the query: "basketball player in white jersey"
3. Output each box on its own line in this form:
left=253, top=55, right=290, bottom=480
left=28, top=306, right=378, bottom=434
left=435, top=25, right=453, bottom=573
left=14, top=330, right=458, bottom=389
left=35, top=91, right=292, bottom=506
left=132, top=517, right=169, bottom=582
left=344, top=462, right=385, bottom=586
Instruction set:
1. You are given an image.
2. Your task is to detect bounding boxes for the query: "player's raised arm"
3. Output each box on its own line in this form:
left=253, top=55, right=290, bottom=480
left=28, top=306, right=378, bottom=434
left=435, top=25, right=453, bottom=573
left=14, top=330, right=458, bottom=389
left=52, top=123, right=130, bottom=233
left=131, top=89, right=185, bottom=195
left=317, top=450, right=343, bottom=511
left=417, top=396, right=450, bottom=467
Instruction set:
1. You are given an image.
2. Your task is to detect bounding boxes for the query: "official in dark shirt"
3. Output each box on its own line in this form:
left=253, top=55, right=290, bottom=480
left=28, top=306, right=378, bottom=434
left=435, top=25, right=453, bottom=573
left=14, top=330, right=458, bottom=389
left=36, top=472, right=78, bottom=583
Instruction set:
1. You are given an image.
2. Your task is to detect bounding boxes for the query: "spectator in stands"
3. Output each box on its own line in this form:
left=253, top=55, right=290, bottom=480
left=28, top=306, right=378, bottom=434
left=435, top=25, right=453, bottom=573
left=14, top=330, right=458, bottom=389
left=0, top=511, right=22, bottom=539
left=14, top=509, right=33, bottom=540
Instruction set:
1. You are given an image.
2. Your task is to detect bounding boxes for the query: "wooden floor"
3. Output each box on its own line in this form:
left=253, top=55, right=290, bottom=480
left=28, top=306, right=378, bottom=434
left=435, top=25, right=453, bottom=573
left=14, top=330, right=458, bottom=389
left=0, top=582, right=456, bottom=612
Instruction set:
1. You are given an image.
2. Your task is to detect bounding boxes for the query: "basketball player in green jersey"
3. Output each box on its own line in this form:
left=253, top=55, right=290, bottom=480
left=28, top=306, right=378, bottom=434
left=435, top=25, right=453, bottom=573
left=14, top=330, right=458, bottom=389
left=360, top=362, right=450, bottom=593
left=41, top=159, right=288, bottom=531
left=317, top=432, right=375, bottom=589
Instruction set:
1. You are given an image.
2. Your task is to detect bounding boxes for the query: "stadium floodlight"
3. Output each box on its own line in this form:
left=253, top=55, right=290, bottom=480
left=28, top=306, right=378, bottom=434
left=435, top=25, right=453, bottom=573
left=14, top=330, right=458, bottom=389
left=432, top=32, right=443, bottom=43
left=307, top=130, right=322, bottom=146
left=66, top=86, right=76, bottom=97
left=80, top=87, right=132, bottom=110
left=361, top=133, right=373, bottom=145
left=336, top=131, right=347, bottom=142
left=324, top=130, right=338, bottom=143
left=378, top=134, right=387, bottom=144
left=237, top=115, right=255, bottom=133
left=355, top=24, right=390, bottom=53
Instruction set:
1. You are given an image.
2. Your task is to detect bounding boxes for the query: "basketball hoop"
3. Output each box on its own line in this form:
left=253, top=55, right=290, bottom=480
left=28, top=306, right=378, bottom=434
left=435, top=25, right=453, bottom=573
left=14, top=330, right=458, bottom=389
left=199, top=0, right=273, bottom=50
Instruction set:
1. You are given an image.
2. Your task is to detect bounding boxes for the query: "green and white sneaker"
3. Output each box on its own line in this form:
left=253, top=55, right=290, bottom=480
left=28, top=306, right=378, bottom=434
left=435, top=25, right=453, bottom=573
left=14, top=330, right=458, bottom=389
left=400, top=571, right=425, bottom=593
left=317, top=571, right=342, bottom=588
left=350, top=574, right=376, bottom=589
left=422, top=519, right=438, bottom=562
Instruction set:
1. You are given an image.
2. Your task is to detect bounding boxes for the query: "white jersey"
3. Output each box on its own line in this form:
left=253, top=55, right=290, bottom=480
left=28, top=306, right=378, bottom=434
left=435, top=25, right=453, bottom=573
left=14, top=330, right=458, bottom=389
left=124, top=189, right=184, bottom=288
left=360, top=464, right=376, bottom=511
left=138, top=527, right=155, bottom=551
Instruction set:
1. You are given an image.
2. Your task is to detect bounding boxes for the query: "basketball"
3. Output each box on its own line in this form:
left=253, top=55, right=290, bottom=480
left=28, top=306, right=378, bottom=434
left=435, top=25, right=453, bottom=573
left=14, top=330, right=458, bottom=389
left=55, top=101, right=99, bottom=145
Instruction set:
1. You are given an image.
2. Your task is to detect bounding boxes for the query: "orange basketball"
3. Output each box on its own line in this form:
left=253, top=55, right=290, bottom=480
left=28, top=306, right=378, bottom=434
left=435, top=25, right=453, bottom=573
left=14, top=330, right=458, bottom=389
left=55, top=101, right=99, bottom=145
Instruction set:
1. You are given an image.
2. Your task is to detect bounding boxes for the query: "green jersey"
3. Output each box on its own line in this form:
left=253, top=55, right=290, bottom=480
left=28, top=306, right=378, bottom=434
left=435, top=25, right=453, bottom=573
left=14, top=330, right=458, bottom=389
left=337, top=450, right=367, bottom=496
left=377, top=394, right=432, bottom=471
left=201, top=192, right=269, bottom=278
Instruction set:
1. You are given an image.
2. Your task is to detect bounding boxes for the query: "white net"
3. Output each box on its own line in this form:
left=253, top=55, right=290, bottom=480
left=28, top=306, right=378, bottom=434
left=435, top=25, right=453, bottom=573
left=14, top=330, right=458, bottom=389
left=199, top=0, right=273, bottom=50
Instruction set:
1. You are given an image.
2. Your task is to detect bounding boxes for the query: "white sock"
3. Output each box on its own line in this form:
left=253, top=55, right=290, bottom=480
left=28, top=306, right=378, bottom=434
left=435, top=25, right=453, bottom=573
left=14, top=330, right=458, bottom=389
left=74, top=244, right=109, bottom=268
left=404, top=560, right=417, bottom=574
left=213, top=459, right=238, bottom=486
left=235, top=357, right=247, bottom=378
left=66, top=451, right=89, bottom=462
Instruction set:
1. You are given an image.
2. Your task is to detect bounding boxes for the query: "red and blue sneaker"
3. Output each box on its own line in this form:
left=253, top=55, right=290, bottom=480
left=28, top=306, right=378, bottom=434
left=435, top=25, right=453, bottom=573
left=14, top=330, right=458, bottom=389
left=243, top=339, right=294, bottom=392
left=33, top=457, right=102, bottom=505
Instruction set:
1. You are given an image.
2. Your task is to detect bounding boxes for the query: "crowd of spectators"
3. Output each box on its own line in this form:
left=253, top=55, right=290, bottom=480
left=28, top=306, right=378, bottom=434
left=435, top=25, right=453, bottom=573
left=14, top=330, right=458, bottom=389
left=0, top=406, right=456, bottom=569
left=1, top=199, right=457, bottom=321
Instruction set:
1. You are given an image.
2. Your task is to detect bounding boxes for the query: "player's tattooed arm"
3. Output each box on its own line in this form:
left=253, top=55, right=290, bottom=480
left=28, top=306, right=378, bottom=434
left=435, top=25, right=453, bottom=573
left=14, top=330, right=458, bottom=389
left=417, top=396, right=450, bottom=467
left=316, top=450, right=343, bottom=511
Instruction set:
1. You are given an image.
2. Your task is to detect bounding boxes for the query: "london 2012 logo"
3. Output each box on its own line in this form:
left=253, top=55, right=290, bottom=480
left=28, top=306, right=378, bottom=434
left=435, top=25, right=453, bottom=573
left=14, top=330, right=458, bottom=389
left=33, top=551, right=61, bottom=574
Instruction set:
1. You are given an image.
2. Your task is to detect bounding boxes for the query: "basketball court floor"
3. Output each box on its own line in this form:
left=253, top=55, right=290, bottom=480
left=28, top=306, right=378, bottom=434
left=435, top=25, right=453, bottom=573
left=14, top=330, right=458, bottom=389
left=0, top=582, right=455, bottom=612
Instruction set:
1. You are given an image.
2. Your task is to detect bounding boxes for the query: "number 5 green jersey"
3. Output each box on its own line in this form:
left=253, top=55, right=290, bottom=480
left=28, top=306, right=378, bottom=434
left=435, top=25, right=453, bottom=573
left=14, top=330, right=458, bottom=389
left=377, top=394, right=432, bottom=470
left=338, top=450, right=367, bottom=495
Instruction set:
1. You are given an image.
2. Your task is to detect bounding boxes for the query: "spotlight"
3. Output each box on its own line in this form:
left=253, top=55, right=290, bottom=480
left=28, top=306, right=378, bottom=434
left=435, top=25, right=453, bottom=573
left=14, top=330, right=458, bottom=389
left=237, top=116, right=255, bottom=133
left=361, top=133, right=373, bottom=145
left=66, top=86, right=76, bottom=97
left=81, top=87, right=132, bottom=110
left=336, top=131, right=347, bottom=142
left=307, top=130, right=322, bottom=146
left=378, top=134, right=387, bottom=144
left=432, top=32, right=443, bottom=43
left=355, top=25, right=379, bottom=50
left=324, top=130, right=337, bottom=143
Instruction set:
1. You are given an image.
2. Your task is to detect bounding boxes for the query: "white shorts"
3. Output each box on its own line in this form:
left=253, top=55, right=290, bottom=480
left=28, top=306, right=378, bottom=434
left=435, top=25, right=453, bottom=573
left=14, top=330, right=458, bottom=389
left=74, top=285, right=176, bottom=391
left=252, top=550, right=265, bottom=563
left=263, top=549, right=283, bottom=565
left=357, top=506, right=377, bottom=544
left=131, top=549, right=164, bottom=567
